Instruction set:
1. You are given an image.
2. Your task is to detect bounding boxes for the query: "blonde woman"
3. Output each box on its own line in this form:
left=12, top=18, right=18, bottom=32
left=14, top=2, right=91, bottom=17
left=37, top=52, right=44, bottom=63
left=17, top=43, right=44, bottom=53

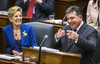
left=3, top=6, right=37, bottom=56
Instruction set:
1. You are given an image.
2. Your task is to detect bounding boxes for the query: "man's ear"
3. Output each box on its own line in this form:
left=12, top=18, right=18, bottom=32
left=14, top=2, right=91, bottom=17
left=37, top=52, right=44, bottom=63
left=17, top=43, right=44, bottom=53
left=79, top=15, right=82, bottom=21
left=8, top=17, right=12, bottom=22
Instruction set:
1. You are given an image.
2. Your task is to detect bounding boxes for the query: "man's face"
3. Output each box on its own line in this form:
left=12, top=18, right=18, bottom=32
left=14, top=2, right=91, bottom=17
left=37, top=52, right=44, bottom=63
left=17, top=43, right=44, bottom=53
left=67, top=11, right=82, bottom=29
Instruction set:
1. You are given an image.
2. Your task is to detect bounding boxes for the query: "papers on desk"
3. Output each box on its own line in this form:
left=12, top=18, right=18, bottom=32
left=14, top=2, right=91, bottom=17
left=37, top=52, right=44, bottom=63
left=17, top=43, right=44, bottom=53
left=46, top=20, right=62, bottom=24
left=46, top=20, right=68, bottom=25
left=0, top=54, right=22, bottom=60
left=0, top=11, right=8, bottom=15
left=32, top=46, right=59, bottom=52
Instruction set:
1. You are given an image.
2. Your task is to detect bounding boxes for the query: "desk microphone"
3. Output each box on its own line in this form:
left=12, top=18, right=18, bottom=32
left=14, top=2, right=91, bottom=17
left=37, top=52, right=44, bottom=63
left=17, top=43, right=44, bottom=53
left=62, top=14, right=67, bottom=24
left=40, top=35, right=48, bottom=46
left=38, top=35, right=48, bottom=64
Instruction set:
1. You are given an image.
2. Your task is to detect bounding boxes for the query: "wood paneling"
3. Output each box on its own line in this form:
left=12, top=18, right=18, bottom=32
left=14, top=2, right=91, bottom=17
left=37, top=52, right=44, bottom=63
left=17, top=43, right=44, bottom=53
left=9, top=0, right=17, bottom=8
left=54, top=0, right=87, bottom=19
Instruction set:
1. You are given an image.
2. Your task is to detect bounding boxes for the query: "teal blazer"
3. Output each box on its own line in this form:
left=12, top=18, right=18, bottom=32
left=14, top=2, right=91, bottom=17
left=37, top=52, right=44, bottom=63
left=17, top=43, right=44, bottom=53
left=3, top=24, right=37, bottom=53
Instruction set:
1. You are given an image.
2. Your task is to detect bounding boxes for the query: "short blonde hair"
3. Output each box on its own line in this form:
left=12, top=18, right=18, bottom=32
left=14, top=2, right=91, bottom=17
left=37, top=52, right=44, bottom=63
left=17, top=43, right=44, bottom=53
left=8, top=6, right=22, bottom=18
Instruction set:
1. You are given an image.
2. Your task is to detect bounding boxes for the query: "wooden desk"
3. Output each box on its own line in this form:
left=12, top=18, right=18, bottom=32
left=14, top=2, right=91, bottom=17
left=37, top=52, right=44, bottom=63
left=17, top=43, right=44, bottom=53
left=0, top=58, right=37, bottom=64
left=22, top=47, right=81, bottom=64
left=0, top=14, right=29, bottom=54
left=39, top=20, right=66, bottom=34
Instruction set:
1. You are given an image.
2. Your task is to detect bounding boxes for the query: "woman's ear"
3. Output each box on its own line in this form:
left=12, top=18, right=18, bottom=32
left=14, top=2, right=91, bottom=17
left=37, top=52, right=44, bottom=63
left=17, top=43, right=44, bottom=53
left=8, top=17, right=12, bottom=22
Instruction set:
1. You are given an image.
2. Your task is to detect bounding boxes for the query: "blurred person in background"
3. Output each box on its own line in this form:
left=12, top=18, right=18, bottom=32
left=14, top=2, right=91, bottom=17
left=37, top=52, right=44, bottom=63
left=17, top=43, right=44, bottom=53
left=15, top=0, right=54, bottom=22
left=87, top=0, right=99, bottom=29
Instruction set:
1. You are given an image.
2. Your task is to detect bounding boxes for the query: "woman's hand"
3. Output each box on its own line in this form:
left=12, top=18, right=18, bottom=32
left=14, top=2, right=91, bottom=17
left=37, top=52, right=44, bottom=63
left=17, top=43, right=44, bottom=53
left=12, top=50, right=22, bottom=56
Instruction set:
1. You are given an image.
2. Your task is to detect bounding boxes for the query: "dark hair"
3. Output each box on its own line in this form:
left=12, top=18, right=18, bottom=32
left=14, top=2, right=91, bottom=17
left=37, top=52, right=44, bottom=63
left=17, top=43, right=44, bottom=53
left=65, top=6, right=82, bottom=16
left=93, top=0, right=96, bottom=3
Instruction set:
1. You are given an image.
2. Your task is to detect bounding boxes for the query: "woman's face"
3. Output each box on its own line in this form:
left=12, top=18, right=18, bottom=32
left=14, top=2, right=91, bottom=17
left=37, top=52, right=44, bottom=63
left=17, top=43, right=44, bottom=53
left=9, top=11, right=22, bottom=26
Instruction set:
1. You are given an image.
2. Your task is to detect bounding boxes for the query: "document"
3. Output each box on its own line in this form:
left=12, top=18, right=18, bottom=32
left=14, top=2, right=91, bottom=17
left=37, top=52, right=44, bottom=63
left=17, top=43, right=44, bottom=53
left=0, top=11, right=8, bottom=15
left=0, top=54, right=22, bottom=60
left=32, top=46, right=59, bottom=52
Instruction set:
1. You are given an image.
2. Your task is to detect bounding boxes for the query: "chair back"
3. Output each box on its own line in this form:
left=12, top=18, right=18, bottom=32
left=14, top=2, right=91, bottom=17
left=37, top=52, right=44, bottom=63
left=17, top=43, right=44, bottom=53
left=94, top=30, right=100, bottom=64
left=25, top=22, right=54, bottom=48
left=0, top=0, right=10, bottom=11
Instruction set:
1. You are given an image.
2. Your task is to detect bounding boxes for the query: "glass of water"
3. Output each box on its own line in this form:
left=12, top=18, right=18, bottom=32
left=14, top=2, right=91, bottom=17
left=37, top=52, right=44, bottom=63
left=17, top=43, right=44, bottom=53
left=24, top=54, right=30, bottom=62
left=30, top=55, right=36, bottom=64
left=49, top=15, right=55, bottom=22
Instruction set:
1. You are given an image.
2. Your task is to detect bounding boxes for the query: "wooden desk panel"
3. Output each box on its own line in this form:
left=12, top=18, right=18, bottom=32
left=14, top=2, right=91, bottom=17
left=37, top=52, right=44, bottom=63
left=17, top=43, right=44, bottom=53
left=22, top=47, right=81, bottom=64
left=0, top=58, right=35, bottom=64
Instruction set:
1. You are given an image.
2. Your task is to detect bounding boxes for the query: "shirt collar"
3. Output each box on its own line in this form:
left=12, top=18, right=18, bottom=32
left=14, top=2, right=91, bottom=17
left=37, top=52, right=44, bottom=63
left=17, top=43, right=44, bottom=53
left=72, top=21, right=83, bottom=33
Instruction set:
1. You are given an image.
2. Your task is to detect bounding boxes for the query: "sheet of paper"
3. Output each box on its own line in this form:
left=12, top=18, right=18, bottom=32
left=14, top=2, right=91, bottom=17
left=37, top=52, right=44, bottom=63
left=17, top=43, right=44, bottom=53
left=0, top=54, right=22, bottom=60
left=33, top=46, right=59, bottom=52
left=0, top=11, right=8, bottom=15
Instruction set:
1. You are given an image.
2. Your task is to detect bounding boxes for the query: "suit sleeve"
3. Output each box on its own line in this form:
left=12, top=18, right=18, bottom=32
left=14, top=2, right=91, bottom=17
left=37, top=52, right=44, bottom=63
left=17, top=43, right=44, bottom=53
left=75, top=29, right=98, bottom=53
left=14, top=0, right=29, bottom=10
left=39, top=0, right=54, bottom=15
left=52, top=36, right=62, bottom=49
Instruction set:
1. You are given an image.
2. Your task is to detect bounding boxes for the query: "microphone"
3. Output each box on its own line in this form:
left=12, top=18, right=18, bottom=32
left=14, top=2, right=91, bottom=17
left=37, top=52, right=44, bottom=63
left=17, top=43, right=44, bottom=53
left=62, top=14, right=67, bottom=24
left=38, top=35, right=48, bottom=64
left=40, top=35, right=48, bottom=46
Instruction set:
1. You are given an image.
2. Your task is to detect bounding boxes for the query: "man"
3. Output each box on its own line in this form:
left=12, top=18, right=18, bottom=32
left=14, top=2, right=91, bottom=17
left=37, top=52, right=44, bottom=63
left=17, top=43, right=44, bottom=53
left=15, top=0, right=54, bottom=22
left=52, top=6, right=98, bottom=64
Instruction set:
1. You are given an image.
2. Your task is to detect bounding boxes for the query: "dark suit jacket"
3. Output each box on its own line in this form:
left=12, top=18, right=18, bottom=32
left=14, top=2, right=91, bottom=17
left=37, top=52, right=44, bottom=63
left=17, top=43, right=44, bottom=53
left=3, top=24, right=37, bottom=53
left=15, top=0, right=54, bottom=21
left=52, top=23, right=98, bottom=64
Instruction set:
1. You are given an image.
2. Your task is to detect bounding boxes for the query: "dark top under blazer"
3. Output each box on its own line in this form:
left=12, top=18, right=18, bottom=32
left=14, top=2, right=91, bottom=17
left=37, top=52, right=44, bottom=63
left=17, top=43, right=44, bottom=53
left=3, top=24, right=37, bottom=53
left=15, top=0, right=54, bottom=21
left=52, top=23, right=98, bottom=64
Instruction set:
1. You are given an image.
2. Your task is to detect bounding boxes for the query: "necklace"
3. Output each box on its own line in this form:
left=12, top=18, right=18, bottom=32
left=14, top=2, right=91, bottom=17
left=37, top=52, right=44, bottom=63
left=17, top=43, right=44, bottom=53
left=14, top=29, right=18, bottom=36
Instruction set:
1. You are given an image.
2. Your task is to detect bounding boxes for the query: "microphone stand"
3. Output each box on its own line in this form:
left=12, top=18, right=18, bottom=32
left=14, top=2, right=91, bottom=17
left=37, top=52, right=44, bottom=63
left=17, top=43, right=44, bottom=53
left=38, top=37, right=47, bottom=64
left=62, top=20, right=64, bottom=24
left=38, top=45, right=42, bottom=64
left=62, top=14, right=67, bottom=24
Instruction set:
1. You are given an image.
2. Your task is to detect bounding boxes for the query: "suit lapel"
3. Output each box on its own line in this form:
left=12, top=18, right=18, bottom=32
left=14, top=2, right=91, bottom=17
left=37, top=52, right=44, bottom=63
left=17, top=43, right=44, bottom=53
left=67, top=23, right=87, bottom=51
left=77, top=23, right=87, bottom=35
left=64, top=26, right=72, bottom=50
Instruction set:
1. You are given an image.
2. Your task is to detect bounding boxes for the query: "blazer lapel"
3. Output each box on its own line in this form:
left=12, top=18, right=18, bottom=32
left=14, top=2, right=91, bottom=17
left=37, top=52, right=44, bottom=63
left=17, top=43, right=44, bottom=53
left=21, top=24, right=26, bottom=45
left=7, top=24, right=15, bottom=44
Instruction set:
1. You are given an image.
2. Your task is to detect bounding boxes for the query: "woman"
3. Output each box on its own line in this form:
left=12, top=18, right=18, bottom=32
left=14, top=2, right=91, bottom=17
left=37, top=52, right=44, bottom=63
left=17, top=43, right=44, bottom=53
left=87, top=0, right=99, bottom=28
left=3, top=6, right=37, bottom=56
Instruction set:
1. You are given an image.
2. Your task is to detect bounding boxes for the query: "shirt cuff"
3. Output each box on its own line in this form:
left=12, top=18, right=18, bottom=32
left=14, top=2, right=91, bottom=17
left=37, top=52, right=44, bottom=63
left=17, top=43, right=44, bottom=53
left=75, top=38, right=78, bottom=43
left=55, top=33, right=60, bottom=42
